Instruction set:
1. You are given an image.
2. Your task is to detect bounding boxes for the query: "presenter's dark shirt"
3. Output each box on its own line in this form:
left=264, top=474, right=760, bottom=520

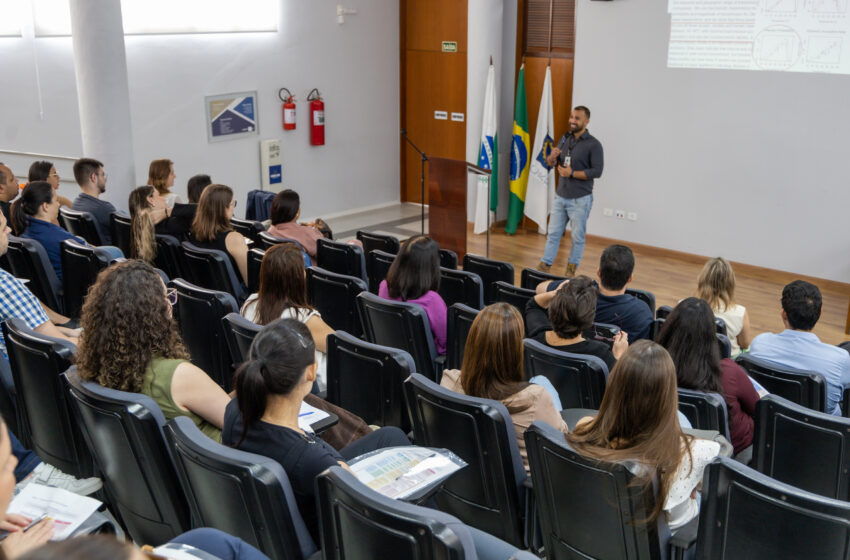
left=555, top=130, right=604, bottom=199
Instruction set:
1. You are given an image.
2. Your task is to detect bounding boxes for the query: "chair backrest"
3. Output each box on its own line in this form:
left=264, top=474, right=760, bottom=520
left=230, top=217, right=265, bottom=243
left=491, top=281, right=536, bottom=312
left=64, top=373, right=190, bottom=545
left=676, top=388, right=731, bottom=441
left=696, top=457, right=850, bottom=560
left=109, top=212, right=132, bottom=257
left=6, top=235, right=64, bottom=314
left=326, top=331, right=415, bottom=431
left=714, top=317, right=728, bottom=336
left=524, top=421, right=666, bottom=560
left=169, top=279, right=239, bottom=391
left=59, top=207, right=103, bottom=246
left=446, top=303, right=479, bottom=370
left=520, top=267, right=566, bottom=290
left=180, top=241, right=246, bottom=302
left=752, top=394, right=850, bottom=500
left=438, top=267, right=484, bottom=309
left=737, top=354, right=827, bottom=412
left=316, top=238, right=367, bottom=282
left=60, top=239, right=113, bottom=319
left=154, top=234, right=186, bottom=280
left=439, top=248, right=458, bottom=270
left=523, top=339, right=609, bottom=409
left=246, top=247, right=265, bottom=294
left=357, top=292, right=439, bottom=381
left=716, top=332, right=731, bottom=359
left=366, top=249, right=396, bottom=294
left=2, top=319, right=91, bottom=476
left=625, top=288, right=656, bottom=316
left=462, top=253, right=514, bottom=304
left=655, top=305, right=672, bottom=320
left=306, top=266, right=368, bottom=337
left=316, top=465, right=478, bottom=560
left=164, top=416, right=318, bottom=560
left=403, top=373, right=526, bottom=546
left=221, top=312, right=262, bottom=371
left=356, top=230, right=400, bottom=255
left=257, top=231, right=301, bottom=250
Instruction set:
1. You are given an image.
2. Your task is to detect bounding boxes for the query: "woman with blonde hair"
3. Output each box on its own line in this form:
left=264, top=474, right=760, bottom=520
left=440, top=302, right=567, bottom=471
left=567, top=341, right=720, bottom=532
left=189, top=184, right=248, bottom=285
left=696, top=257, right=751, bottom=356
left=147, top=159, right=180, bottom=208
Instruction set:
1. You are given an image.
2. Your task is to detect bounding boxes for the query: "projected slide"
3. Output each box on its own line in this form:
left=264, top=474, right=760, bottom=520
left=668, top=0, right=850, bottom=74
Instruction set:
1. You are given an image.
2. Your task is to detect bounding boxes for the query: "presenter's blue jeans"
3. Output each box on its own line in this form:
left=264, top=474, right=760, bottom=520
left=542, top=193, right=593, bottom=267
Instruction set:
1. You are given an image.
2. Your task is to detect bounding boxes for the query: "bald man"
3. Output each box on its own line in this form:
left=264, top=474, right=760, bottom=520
left=0, top=164, right=18, bottom=223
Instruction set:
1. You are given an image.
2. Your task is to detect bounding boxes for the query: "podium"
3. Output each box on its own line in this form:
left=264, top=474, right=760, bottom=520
left=428, top=157, right=491, bottom=261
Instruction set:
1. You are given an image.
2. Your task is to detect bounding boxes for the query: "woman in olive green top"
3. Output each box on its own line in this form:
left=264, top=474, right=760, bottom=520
left=76, top=260, right=230, bottom=442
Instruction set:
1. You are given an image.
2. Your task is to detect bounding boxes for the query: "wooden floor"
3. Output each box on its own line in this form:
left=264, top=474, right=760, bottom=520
left=466, top=224, right=850, bottom=346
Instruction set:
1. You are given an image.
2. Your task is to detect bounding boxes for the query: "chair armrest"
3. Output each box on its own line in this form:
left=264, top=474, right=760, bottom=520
left=669, top=516, right=699, bottom=559
left=842, top=386, right=850, bottom=417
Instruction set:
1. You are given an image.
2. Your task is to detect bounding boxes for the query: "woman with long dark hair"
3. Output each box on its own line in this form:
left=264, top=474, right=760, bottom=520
left=189, top=184, right=248, bottom=284
left=378, top=235, right=447, bottom=355
left=441, top=303, right=567, bottom=471
left=567, top=341, right=720, bottom=532
left=12, top=181, right=78, bottom=281
left=657, top=297, right=760, bottom=458
left=27, top=160, right=71, bottom=213
left=241, top=243, right=334, bottom=390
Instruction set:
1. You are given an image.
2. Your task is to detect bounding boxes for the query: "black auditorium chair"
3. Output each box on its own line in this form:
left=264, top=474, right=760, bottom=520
left=306, top=266, right=368, bottom=338
left=64, top=373, right=191, bottom=545
left=316, top=466, right=539, bottom=560
left=737, top=353, right=827, bottom=412
left=438, top=267, right=484, bottom=309
left=492, top=281, right=536, bottom=312
left=221, top=313, right=261, bottom=371
left=716, top=333, right=732, bottom=359
left=520, top=267, right=566, bottom=291
left=357, top=292, right=444, bottom=382
left=257, top=231, right=302, bottom=251
left=325, top=331, right=415, bottom=431
left=246, top=247, right=265, bottom=294
left=316, top=238, right=367, bottom=283
left=751, top=394, right=850, bottom=500
left=462, top=253, right=514, bottom=305
left=109, top=212, right=132, bottom=257
left=403, top=373, right=528, bottom=548
left=714, top=317, right=728, bottom=336
left=165, top=417, right=319, bottom=560
left=230, top=217, right=266, bottom=244
left=356, top=230, right=400, bottom=255
left=523, top=339, right=609, bottom=410
left=656, top=305, right=673, bottom=320
left=446, top=303, right=479, bottom=370
left=6, top=235, right=64, bottom=315
left=682, top=457, right=850, bottom=560
left=60, top=239, right=114, bottom=319
left=181, top=241, right=247, bottom=302
left=59, top=207, right=103, bottom=246
left=154, top=234, right=186, bottom=280
left=366, top=249, right=395, bottom=294
left=676, top=388, right=730, bottom=439
left=439, top=248, right=458, bottom=270
left=525, top=421, right=677, bottom=560
left=169, top=279, right=239, bottom=391
left=3, top=321, right=92, bottom=476
left=625, top=288, right=656, bottom=316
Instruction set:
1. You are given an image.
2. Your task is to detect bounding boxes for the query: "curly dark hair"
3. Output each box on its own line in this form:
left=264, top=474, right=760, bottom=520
left=76, top=260, right=189, bottom=392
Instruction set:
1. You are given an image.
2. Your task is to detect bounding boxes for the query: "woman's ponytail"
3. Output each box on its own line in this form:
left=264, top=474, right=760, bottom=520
left=233, top=359, right=270, bottom=445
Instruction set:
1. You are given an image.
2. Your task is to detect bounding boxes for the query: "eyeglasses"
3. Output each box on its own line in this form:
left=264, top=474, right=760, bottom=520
left=166, top=287, right=178, bottom=306
left=49, top=173, right=59, bottom=178
left=230, top=200, right=238, bottom=209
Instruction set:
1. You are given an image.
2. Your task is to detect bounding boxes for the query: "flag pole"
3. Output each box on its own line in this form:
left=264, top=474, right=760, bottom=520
left=487, top=55, right=493, bottom=258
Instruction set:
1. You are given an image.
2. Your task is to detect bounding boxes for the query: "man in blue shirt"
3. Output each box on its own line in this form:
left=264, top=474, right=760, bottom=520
left=749, top=280, right=850, bottom=416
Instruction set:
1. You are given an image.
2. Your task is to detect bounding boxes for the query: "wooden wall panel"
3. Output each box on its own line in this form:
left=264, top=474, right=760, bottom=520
left=404, top=0, right=468, bottom=53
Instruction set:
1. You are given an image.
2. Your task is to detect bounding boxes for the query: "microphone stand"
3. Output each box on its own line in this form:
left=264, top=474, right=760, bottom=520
left=401, top=130, right=427, bottom=235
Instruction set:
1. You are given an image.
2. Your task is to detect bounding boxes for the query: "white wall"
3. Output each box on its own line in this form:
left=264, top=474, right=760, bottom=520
left=0, top=0, right=400, bottom=217
left=573, top=0, right=850, bottom=283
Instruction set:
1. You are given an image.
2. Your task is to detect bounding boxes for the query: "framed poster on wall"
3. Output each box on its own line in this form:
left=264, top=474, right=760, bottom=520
left=206, top=91, right=259, bottom=142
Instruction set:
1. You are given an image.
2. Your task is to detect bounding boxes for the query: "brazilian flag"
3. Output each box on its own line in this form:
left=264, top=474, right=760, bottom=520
left=506, top=64, right=530, bottom=234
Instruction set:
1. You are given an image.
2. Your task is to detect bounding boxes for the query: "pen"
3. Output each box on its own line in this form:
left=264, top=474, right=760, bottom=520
left=22, top=514, right=48, bottom=532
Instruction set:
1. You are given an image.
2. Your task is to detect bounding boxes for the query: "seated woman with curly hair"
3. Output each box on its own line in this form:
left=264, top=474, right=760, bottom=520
left=75, top=260, right=230, bottom=442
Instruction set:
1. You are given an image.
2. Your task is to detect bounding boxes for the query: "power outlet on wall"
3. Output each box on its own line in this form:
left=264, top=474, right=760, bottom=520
left=627, top=212, right=638, bottom=221
left=615, top=209, right=625, bottom=219
left=603, top=208, right=613, bottom=217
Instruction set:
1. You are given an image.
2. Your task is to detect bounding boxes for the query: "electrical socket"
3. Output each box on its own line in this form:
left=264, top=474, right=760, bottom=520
left=627, top=212, right=637, bottom=221
left=603, top=208, right=613, bottom=217
left=615, top=210, right=625, bottom=219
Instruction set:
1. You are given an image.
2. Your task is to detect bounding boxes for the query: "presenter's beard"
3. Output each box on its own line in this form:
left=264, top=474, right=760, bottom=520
left=569, top=123, right=582, bottom=134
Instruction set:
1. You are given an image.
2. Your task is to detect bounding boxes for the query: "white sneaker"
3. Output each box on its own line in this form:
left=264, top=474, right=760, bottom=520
left=16, top=463, right=102, bottom=496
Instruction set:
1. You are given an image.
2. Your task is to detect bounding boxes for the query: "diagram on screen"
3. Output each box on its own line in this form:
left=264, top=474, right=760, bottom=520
left=807, top=0, right=848, bottom=13
left=806, top=35, right=843, bottom=64
left=764, top=0, right=799, bottom=14
left=754, top=27, right=802, bottom=69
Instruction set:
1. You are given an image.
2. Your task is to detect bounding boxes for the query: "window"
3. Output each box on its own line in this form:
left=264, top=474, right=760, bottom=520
left=524, top=0, right=575, bottom=58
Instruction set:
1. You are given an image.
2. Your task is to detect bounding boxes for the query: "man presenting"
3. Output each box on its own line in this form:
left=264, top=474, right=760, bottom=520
left=537, top=106, right=604, bottom=277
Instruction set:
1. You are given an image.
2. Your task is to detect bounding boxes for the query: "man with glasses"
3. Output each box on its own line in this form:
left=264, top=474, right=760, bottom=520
left=71, top=158, right=117, bottom=244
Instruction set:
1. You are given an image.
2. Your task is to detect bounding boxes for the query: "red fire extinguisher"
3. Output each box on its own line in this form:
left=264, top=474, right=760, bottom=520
left=279, top=88, right=296, bottom=130
left=307, top=88, right=325, bottom=146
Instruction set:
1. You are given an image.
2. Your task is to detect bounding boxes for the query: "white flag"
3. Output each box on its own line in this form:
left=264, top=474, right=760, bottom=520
left=473, top=63, right=497, bottom=235
left=524, top=66, right=555, bottom=234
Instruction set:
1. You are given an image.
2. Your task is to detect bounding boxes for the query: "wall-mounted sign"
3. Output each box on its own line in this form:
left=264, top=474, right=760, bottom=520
left=441, top=41, right=457, bottom=52
left=434, top=111, right=448, bottom=120
left=451, top=112, right=465, bottom=122
left=206, top=91, right=258, bottom=142
left=260, top=139, right=282, bottom=191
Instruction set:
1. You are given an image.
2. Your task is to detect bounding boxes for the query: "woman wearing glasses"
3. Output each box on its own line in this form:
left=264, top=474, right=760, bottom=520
left=76, top=260, right=230, bottom=442
left=27, top=161, right=72, bottom=215
left=188, top=184, right=248, bottom=285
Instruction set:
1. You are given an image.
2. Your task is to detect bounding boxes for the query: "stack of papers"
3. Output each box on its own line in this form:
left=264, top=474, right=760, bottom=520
left=8, top=485, right=101, bottom=540
left=298, top=401, right=330, bottom=433
left=349, top=446, right=465, bottom=500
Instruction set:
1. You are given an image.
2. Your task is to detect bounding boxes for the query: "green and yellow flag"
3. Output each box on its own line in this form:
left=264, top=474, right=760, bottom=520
left=506, top=64, right=530, bottom=234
